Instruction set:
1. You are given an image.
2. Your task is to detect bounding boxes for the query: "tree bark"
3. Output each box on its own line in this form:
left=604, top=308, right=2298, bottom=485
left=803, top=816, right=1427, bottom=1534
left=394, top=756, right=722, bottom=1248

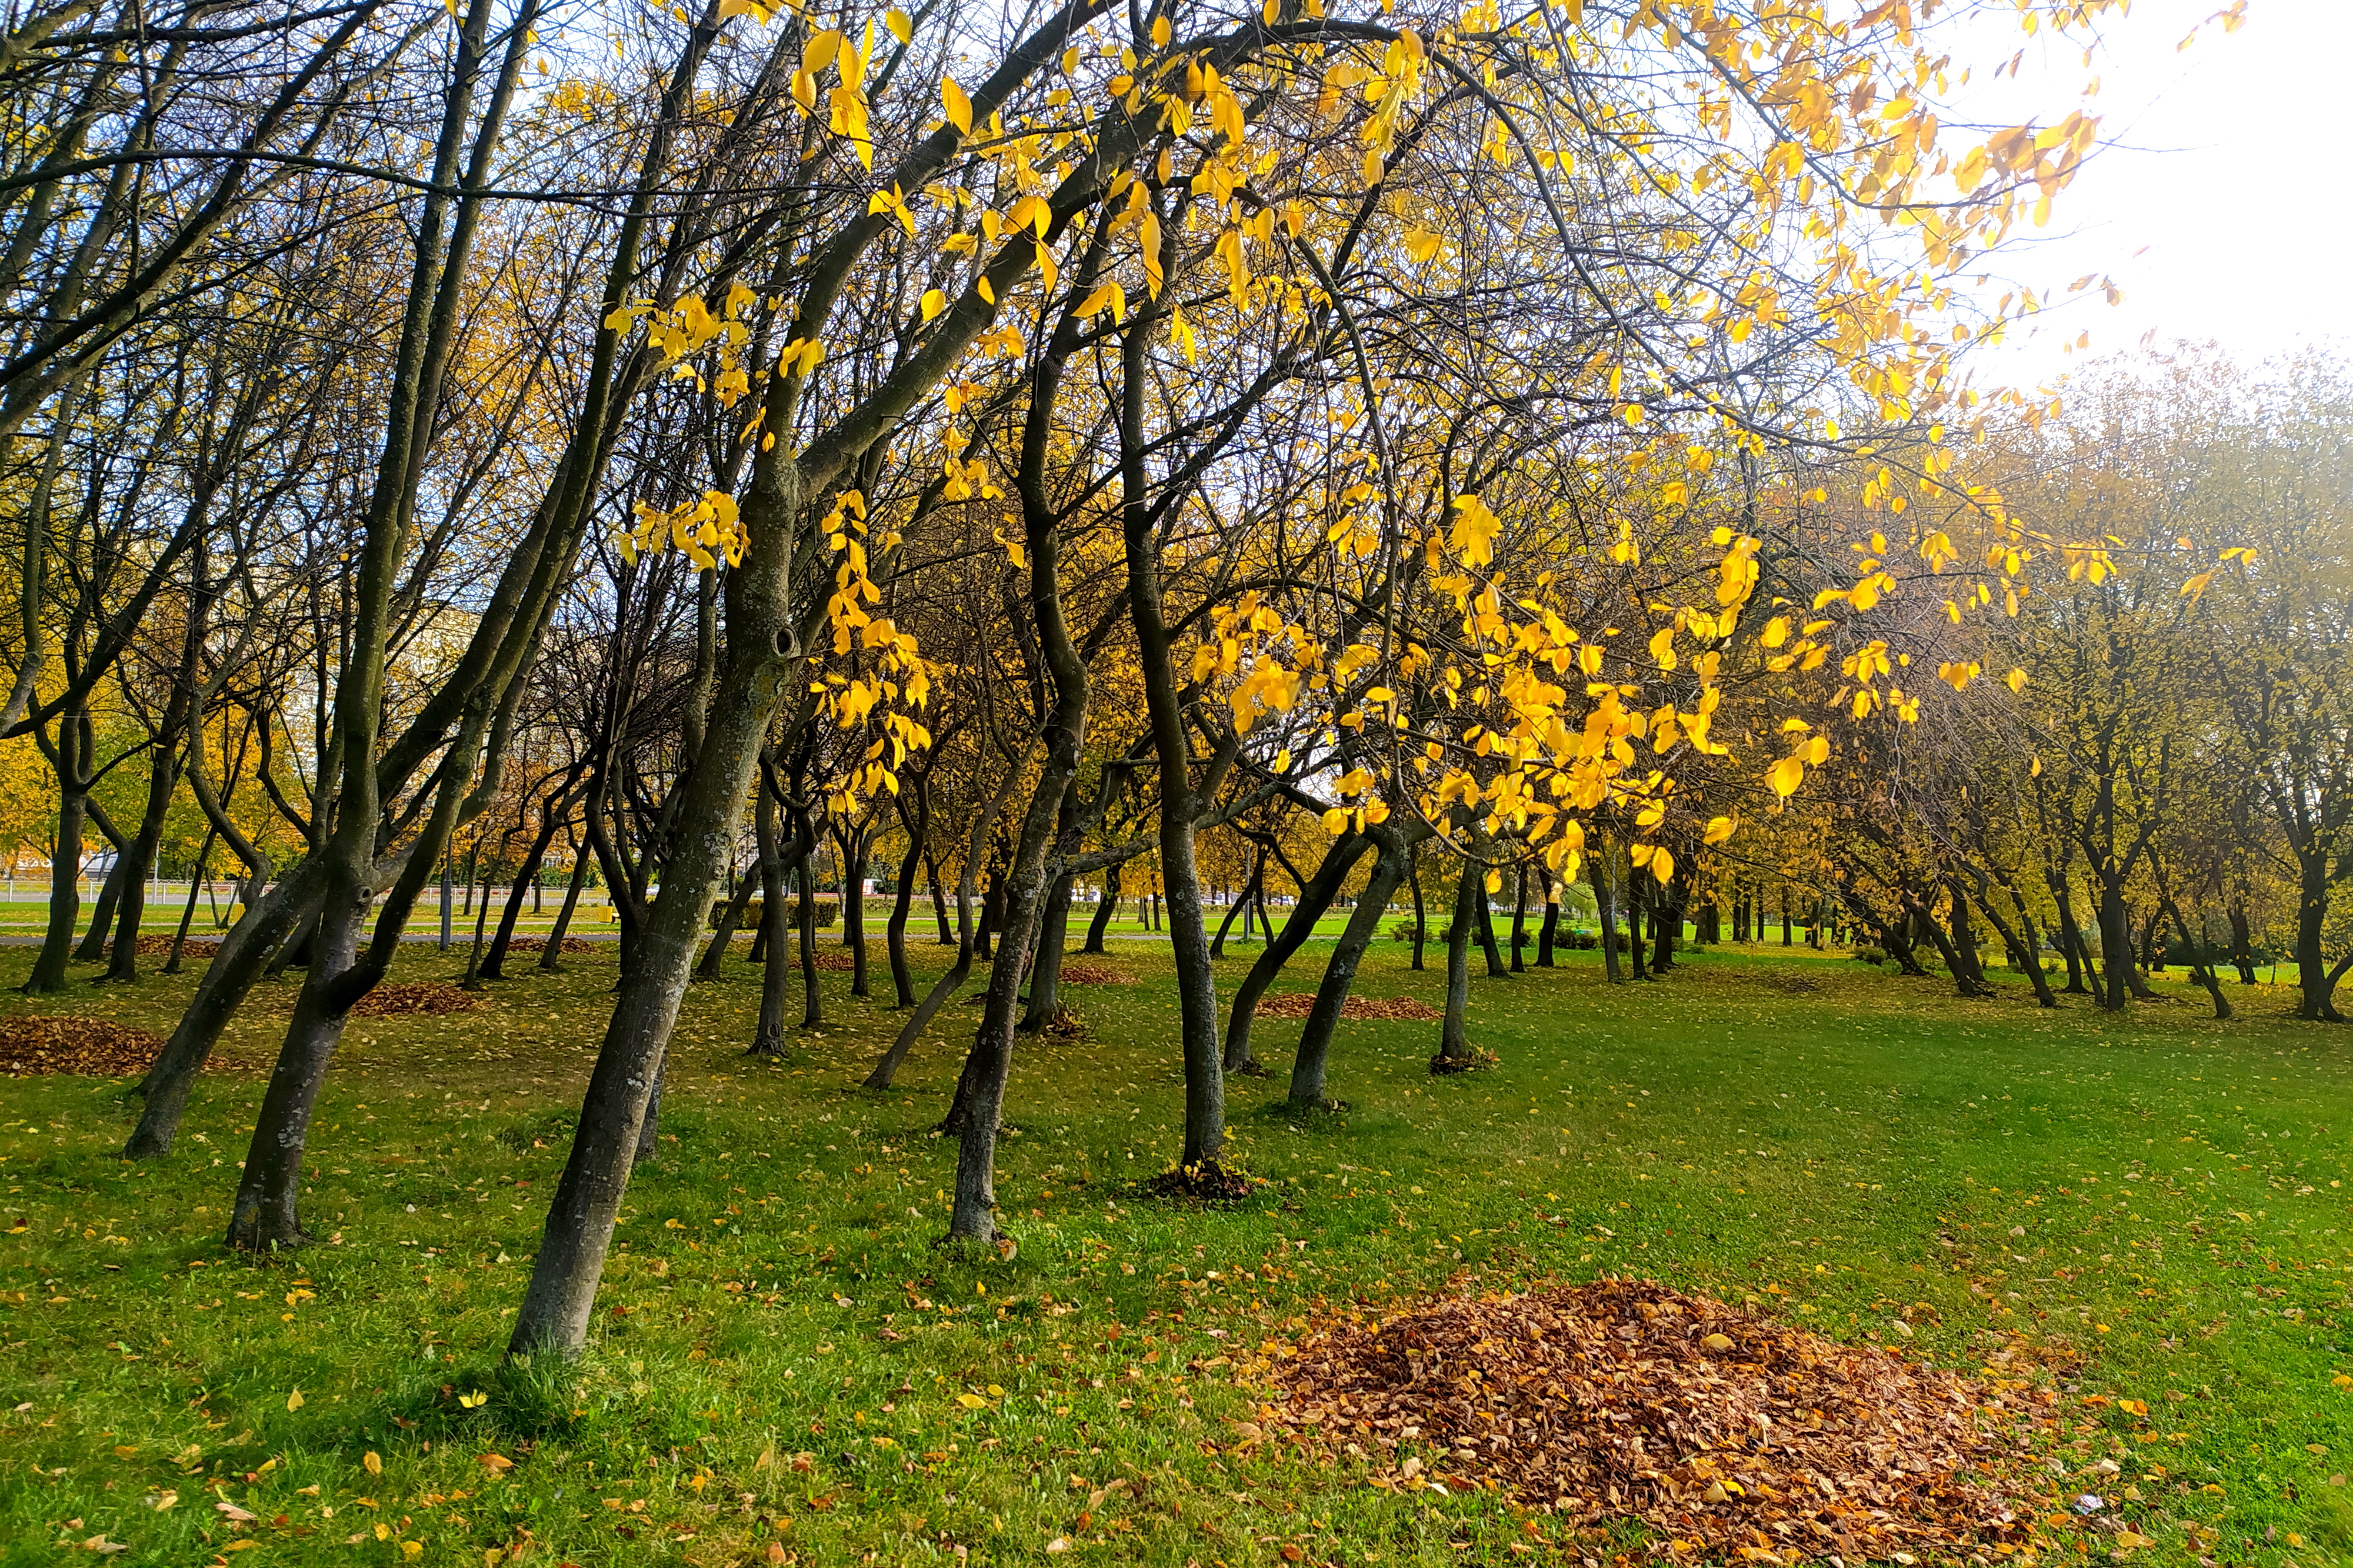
left=1288, top=830, right=1411, bottom=1110
left=1433, top=850, right=1479, bottom=1070
left=1083, top=861, right=1120, bottom=953
left=1223, top=832, right=1372, bottom=1073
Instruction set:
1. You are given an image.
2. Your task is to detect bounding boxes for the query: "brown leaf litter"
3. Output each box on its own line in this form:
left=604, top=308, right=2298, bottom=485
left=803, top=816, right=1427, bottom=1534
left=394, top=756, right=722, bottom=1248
left=1257, top=992, right=1443, bottom=1022
left=354, top=982, right=480, bottom=1017
left=2, top=1016, right=164, bottom=1077
left=498, top=936, right=601, bottom=956
left=1056, top=963, right=1134, bottom=986
left=1253, top=1277, right=2051, bottom=1562
left=130, top=935, right=223, bottom=959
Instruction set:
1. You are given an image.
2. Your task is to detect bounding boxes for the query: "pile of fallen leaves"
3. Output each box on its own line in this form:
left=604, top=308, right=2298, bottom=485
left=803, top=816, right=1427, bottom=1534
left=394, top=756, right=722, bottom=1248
left=1, top=1016, right=162, bottom=1077
left=1057, top=963, right=1134, bottom=986
left=354, top=982, right=479, bottom=1017
left=131, top=935, right=222, bottom=959
left=1255, top=1277, right=2047, bottom=1562
left=1256, top=992, right=1442, bottom=1022
left=500, top=936, right=599, bottom=956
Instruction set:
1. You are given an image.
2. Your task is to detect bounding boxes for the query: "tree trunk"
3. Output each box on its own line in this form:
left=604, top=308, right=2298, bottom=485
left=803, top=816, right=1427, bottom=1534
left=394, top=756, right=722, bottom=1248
left=24, top=710, right=88, bottom=995
left=696, top=854, right=762, bottom=978
left=164, top=830, right=215, bottom=976
left=796, top=849, right=821, bottom=1028
left=1209, top=849, right=1259, bottom=958
left=1288, top=833, right=1409, bottom=1110
left=2292, top=850, right=2342, bottom=1022
left=1084, top=861, right=1120, bottom=953
left=885, top=783, right=928, bottom=1008
left=926, top=846, right=954, bottom=943
left=485, top=799, right=568, bottom=980
left=1594, top=845, right=1623, bottom=983
left=839, top=823, right=869, bottom=998
left=1433, top=852, right=1480, bottom=1070
left=1474, top=870, right=1506, bottom=978
left=540, top=840, right=590, bottom=970
left=1408, top=842, right=1426, bottom=972
left=2227, top=902, right=2257, bottom=985
left=1537, top=872, right=1558, bottom=967
left=1509, top=862, right=1528, bottom=973
left=748, top=785, right=791, bottom=1057
left=1223, top=833, right=1372, bottom=1073
left=1019, top=872, right=1075, bottom=1033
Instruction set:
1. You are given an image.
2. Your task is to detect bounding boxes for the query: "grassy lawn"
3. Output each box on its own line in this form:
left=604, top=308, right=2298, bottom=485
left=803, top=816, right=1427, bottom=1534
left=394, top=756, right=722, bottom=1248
left=1, top=936, right=2347, bottom=1566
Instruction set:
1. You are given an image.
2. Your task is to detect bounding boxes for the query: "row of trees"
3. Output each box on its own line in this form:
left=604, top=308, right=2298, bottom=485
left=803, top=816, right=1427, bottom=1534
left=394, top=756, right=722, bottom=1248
left=11, top=0, right=2304, bottom=1362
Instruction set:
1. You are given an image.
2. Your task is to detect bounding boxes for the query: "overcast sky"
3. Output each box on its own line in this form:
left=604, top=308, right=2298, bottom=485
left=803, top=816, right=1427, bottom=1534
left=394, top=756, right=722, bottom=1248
left=1947, top=0, right=2351, bottom=389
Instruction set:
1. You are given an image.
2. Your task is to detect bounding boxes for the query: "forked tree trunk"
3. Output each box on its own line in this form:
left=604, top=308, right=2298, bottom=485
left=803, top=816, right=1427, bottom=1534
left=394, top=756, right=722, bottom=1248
left=1223, top=832, right=1372, bottom=1073
left=1288, top=832, right=1411, bottom=1111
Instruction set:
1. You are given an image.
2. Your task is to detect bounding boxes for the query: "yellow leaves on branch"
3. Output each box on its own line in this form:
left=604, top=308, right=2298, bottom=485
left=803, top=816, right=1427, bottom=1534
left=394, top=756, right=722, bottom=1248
left=625, top=491, right=746, bottom=572
left=1448, top=494, right=1501, bottom=569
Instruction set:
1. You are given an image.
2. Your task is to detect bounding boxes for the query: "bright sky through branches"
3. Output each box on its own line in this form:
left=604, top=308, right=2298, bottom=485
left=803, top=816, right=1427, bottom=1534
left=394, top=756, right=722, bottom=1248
left=1959, top=0, right=2351, bottom=385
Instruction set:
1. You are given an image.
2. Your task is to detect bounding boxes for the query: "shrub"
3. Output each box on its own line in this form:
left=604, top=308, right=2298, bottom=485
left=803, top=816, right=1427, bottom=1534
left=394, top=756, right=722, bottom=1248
left=1852, top=945, right=1886, bottom=965
left=1388, top=919, right=1421, bottom=943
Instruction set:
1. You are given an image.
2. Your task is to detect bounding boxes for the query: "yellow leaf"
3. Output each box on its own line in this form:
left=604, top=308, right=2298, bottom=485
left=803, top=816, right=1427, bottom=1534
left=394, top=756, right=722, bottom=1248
left=920, top=289, right=947, bottom=322
left=941, top=76, right=972, bottom=136
left=1403, top=225, right=1442, bottom=263
left=884, top=6, right=911, bottom=44
left=364, top=1452, right=382, bottom=1476
left=2004, top=668, right=2028, bottom=693
left=1702, top=816, right=1735, bottom=845
left=602, top=305, right=637, bottom=332
left=1768, top=756, right=1805, bottom=799
left=955, top=1392, right=988, bottom=1409
left=286, top=1390, right=304, bottom=1412
left=716, top=0, right=770, bottom=21
left=1648, top=846, right=1675, bottom=886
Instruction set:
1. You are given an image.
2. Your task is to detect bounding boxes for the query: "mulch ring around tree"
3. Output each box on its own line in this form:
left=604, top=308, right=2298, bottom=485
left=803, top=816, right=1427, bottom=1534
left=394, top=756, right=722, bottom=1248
left=1256, top=992, right=1443, bottom=1022
left=1056, top=963, right=1134, bottom=986
left=1249, top=1277, right=2051, bottom=1563
left=354, top=982, right=480, bottom=1017
left=2, top=1016, right=165, bottom=1077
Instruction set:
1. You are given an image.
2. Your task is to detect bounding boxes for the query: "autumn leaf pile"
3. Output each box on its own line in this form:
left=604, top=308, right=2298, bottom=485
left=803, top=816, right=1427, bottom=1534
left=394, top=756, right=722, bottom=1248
left=1056, top=963, right=1135, bottom=986
left=499, top=936, right=600, bottom=956
left=129, top=935, right=222, bottom=959
left=1255, top=992, right=1443, bottom=1022
left=352, top=982, right=480, bottom=1017
left=1258, top=1278, right=2045, bottom=1562
left=1, top=1016, right=162, bottom=1076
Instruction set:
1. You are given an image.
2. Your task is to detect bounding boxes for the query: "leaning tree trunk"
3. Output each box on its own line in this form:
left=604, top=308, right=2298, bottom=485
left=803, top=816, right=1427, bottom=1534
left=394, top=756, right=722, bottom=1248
left=1222, top=832, right=1372, bottom=1073
left=540, top=841, right=591, bottom=970
left=1287, top=832, right=1410, bottom=1111
left=164, top=830, right=216, bottom=975
left=885, top=782, right=929, bottom=1007
left=1019, top=871, right=1076, bottom=1033
left=1474, top=870, right=1506, bottom=978
left=1083, top=861, right=1120, bottom=953
left=747, top=788, right=798, bottom=1058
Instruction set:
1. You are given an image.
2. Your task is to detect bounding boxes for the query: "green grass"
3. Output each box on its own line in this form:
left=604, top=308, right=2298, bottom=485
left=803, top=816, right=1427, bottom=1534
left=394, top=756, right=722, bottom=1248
left=2, top=936, right=2348, bottom=1566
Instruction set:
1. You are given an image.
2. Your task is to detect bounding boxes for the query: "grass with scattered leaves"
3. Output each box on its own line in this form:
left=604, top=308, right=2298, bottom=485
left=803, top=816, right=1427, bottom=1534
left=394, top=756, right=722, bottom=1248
left=1, top=935, right=2348, bottom=1567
